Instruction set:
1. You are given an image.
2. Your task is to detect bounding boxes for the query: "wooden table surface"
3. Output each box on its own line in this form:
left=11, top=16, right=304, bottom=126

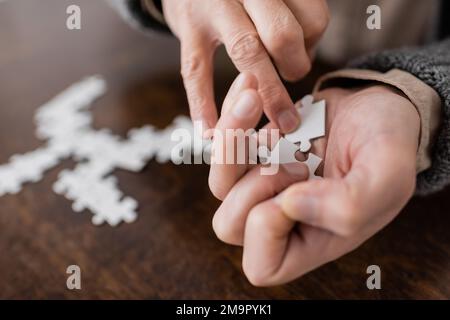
left=0, top=0, right=449, bottom=299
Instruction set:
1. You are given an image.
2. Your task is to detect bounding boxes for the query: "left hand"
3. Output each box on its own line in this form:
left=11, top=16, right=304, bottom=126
left=209, top=73, right=420, bottom=286
left=162, top=0, right=329, bottom=133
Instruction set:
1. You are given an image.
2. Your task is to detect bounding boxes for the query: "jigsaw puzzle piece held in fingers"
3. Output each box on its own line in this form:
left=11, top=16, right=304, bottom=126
left=258, top=137, right=300, bottom=165
left=258, top=140, right=323, bottom=180
left=304, top=153, right=323, bottom=180
left=284, top=95, right=326, bottom=152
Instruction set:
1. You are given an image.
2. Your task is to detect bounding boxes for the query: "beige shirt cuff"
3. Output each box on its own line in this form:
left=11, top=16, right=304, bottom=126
left=313, top=68, right=441, bottom=173
left=141, top=0, right=166, bottom=24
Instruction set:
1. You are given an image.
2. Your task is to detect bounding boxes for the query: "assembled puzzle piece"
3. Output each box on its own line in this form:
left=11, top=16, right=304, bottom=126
left=304, top=153, right=323, bottom=180
left=53, top=163, right=138, bottom=227
left=258, top=137, right=300, bottom=164
left=284, top=95, right=326, bottom=152
left=258, top=140, right=323, bottom=180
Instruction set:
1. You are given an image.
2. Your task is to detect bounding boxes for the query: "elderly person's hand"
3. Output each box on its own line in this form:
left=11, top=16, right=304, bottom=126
left=162, top=0, right=329, bottom=133
left=209, top=72, right=420, bottom=286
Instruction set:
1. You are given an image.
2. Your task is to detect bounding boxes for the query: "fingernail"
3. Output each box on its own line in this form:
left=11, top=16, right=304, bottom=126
left=278, top=109, right=300, bottom=133
left=232, top=92, right=257, bottom=119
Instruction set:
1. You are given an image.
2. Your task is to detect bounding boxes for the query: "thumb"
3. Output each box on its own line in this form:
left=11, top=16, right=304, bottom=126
left=279, top=178, right=362, bottom=236
left=279, top=146, right=416, bottom=237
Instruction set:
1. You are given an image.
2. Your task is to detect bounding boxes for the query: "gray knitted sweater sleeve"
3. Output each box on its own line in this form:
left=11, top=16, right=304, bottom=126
left=349, top=39, right=450, bottom=195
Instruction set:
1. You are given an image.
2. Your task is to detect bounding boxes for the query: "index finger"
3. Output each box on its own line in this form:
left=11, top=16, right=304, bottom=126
left=180, top=30, right=218, bottom=132
left=213, top=1, right=300, bottom=133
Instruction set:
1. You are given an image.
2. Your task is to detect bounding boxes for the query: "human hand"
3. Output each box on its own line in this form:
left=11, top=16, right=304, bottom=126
left=210, top=74, right=420, bottom=286
left=162, top=0, right=329, bottom=133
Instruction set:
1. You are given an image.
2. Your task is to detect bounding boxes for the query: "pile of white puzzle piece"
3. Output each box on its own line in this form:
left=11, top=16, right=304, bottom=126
left=0, top=76, right=208, bottom=226
left=0, top=76, right=326, bottom=226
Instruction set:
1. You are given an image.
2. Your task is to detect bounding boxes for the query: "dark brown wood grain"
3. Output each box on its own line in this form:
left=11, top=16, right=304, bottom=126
left=0, top=0, right=449, bottom=299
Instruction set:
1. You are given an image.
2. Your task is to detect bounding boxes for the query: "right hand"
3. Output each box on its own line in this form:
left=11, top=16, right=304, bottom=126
left=161, top=0, right=329, bottom=133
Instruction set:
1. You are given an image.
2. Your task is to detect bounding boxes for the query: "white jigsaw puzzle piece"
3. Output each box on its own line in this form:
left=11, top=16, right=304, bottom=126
left=1, top=76, right=211, bottom=226
left=0, top=144, right=63, bottom=196
left=53, top=162, right=138, bottom=227
left=284, top=95, right=326, bottom=152
left=258, top=137, right=300, bottom=164
left=304, top=153, right=323, bottom=180
left=257, top=141, right=323, bottom=179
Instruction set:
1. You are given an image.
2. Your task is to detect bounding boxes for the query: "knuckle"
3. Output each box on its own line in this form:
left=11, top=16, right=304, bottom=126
left=180, top=51, right=204, bottom=81
left=247, top=205, right=268, bottom=230
left=269, top=34, right=292, bottom=57
left=212, top=212, right=229, bottom=243
left=208, top=175, right=227, bottom=201
left=304, top=10, right=330, bottom=41
left=243, top=264, right=270, bottom=287
left=267, top=24, right=298, bottom=54
left=281, top=58, right=311, bottom=82
left=228, top=32, right=265, bottom=67
left=213, top=221, right=240, bottom=246
left=300, top=59, right=312, bottom=77
left=212, top=209, right=242, bottom=245
left=258, top=82, right=285, bottom=111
